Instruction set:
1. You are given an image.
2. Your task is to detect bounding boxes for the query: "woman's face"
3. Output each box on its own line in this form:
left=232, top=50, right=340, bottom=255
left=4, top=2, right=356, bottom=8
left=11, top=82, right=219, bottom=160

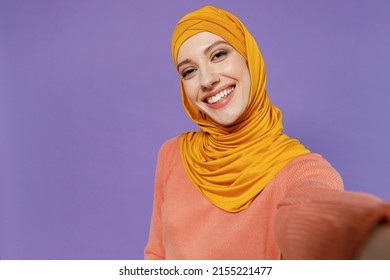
left=177, top=32, right=251, bottom=126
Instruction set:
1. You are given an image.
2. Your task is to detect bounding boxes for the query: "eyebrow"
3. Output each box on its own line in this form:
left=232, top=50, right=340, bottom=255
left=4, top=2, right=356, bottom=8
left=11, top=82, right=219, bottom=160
left=177, top=40, right=229, bottom=71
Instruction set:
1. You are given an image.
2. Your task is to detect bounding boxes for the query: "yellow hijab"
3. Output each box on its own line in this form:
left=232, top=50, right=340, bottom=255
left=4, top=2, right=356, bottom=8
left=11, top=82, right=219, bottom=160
left=171, top=6, right=310, bottom=212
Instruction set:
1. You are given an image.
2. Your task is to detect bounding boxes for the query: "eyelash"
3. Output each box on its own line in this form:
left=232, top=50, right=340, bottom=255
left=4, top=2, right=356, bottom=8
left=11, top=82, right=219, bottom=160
left=182, top=68, right=195, bottom=79
left=212, top=50, right=228, bottom=61
left=181, top=50, right=229, bottom=79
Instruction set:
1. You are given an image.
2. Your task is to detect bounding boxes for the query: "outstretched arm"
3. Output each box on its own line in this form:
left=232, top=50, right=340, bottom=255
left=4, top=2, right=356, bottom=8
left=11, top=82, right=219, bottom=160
left=275, top=191, right=390, bottom=259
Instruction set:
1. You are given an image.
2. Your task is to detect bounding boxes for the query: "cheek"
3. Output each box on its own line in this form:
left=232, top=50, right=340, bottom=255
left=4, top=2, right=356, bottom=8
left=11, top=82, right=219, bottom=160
left=182, top=81, right=198, bottom=103
left=239, top=64, right=251, bottom=98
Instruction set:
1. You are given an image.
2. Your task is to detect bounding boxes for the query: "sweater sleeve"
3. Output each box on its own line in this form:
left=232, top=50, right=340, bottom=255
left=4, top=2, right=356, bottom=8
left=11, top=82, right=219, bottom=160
left=274, top=155, right=390, bottom=259
left=144, top=140, right=173, bottom=260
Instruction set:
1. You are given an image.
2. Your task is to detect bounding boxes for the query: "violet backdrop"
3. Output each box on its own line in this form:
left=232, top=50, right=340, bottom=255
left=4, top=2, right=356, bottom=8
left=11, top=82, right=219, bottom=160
left=0, top=0, right=389, bottom=259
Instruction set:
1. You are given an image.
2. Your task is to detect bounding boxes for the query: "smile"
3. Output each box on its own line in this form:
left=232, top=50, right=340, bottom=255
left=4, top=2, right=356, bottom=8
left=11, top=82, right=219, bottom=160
left=205, top=86, right=235, bottom=104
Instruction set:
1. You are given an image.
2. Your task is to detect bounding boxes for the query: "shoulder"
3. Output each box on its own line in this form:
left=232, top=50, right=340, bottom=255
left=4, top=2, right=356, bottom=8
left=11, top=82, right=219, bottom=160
left=155, top=135, right=182, bottom=173
left=284, top=153, right=339, bottom=174
left=154, top=136, right=182, bottom=186
left=158, top=135, right=180, bottom=159
left=277, top=153, right=344, bottom=194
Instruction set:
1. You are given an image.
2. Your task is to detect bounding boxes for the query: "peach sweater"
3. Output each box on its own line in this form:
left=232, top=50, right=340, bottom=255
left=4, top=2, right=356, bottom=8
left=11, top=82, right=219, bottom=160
left=144, top=136, right=390, bottom=259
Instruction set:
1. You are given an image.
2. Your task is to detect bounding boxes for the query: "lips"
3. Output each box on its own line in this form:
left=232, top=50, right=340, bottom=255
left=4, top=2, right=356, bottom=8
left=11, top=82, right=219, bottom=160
left=202, top=86, right=236, bottom=104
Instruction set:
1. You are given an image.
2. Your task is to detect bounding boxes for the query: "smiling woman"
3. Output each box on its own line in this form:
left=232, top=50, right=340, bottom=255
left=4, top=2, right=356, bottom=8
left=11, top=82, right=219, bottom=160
left=144, top=5, right=390, bottom=260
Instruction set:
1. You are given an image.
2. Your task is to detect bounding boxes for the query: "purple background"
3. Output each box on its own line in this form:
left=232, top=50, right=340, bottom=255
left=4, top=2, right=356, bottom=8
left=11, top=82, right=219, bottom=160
left=1, top=0, right=389, bottom=259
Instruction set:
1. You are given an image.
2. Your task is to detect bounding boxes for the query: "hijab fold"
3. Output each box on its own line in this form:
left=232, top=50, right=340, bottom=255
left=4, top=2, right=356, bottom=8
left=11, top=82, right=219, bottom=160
left=171, top=6, right=310, bottom=213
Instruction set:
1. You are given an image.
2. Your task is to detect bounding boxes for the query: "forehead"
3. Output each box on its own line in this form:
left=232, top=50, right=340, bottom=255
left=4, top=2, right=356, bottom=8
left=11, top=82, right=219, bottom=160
left=177, top=32, right=227, bottom=61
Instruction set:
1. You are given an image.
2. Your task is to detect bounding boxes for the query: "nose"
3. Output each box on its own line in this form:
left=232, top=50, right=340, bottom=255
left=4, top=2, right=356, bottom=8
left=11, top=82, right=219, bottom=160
left=200, top=67, right=219, bottom=91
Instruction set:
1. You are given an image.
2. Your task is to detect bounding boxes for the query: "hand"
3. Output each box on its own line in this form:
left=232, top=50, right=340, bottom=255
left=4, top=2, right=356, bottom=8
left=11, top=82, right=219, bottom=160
left=355, top=223, right=390, bottom=259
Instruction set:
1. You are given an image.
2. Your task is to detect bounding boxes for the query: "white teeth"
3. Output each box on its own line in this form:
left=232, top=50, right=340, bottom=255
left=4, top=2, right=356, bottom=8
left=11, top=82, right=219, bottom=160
left=206, top=87, right=234, bottom=104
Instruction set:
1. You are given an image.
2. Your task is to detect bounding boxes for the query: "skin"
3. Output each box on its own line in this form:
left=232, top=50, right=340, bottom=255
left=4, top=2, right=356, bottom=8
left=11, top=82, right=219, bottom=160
left=177, top=32, right=251, bottom=126
left=355, top=224, right=390, bottom=259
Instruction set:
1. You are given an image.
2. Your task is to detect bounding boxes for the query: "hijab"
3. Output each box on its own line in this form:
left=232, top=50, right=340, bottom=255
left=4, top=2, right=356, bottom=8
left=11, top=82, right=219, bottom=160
left=171, top=6, right=310, bottom=212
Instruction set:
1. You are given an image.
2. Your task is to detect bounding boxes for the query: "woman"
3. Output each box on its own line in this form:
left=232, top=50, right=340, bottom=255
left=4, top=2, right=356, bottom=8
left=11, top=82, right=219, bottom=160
left=144, top=5, right=390, bottom=259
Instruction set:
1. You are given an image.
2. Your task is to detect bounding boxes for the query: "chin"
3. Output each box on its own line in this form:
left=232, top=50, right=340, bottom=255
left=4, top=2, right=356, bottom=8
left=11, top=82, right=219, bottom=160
left=210, top=114, right=240, bottom=126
